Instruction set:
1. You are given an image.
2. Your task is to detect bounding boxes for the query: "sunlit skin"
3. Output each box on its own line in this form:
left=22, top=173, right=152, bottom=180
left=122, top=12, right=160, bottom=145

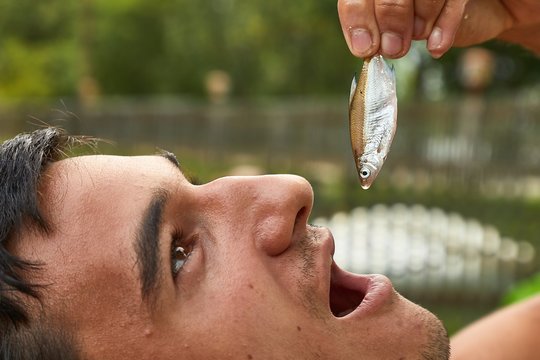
left=14, top=155, right=448, bottom=359
left=451, top=295, right=540, bottom=360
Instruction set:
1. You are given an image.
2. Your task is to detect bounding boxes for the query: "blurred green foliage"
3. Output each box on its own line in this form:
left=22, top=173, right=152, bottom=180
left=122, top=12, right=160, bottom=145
left=0, top=0, right=77, bottom=97
left=1, top=0, right=539, bottom=99
left=503, top=273, right=540, bottom=305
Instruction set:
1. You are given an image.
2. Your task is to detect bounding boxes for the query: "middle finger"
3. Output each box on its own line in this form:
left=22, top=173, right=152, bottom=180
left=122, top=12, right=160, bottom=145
left=374, top=0, right=414, bottom=58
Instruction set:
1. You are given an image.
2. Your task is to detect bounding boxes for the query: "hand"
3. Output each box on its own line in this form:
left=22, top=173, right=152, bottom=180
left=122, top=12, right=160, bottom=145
left=337, top=0, right=540, bottom=59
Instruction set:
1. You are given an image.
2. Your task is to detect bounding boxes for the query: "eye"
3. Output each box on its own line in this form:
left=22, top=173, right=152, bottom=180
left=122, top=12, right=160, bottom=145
left=171, top=232, right=191, bottom=278
left=360, top=167, right=371, bottom=179
left=172, top=246, right=188, bottom=276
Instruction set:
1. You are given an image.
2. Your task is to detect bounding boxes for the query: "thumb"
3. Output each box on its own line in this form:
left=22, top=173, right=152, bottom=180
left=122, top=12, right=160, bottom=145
left=453, top=0, right=513, bottom=48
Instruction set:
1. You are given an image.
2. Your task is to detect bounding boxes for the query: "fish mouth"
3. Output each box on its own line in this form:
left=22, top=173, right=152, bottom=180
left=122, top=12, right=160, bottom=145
left=356, top=162, right=378, bottom=189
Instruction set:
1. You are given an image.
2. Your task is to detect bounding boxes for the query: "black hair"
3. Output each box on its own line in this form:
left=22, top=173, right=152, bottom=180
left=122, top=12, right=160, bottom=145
left=0, top=128, right=88, bottom=359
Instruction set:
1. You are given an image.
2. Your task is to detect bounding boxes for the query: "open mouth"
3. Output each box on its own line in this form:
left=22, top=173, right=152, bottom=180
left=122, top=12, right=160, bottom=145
left=329, top=264, right=366, bottom=317
left=313, top=227, right=392, bottom=318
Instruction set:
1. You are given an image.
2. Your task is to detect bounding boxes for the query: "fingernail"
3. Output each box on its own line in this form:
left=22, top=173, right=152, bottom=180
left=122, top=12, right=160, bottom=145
left=351, top=28, right=372, bottom=56
left=413, top=16, right=425, bottom=39
left=381, top=32, right=403, bottom=57
left=428, top=27, right=443, bottom=51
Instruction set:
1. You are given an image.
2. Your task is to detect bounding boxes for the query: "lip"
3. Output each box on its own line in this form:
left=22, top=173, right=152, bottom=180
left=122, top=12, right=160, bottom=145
left=329, top=263, right=395, bottom=319
left=318, top=226, right=335, bottom=258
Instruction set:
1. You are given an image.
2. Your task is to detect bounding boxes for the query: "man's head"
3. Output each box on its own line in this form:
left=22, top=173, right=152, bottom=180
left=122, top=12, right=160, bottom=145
left=3, top=128, right=449, bottom=359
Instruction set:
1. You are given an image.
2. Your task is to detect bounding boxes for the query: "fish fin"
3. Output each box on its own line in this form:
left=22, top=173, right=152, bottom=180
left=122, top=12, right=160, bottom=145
left=349, top=73, right=357, bottom=107
left=390, top=64, right=397, bottom=81
left=377, top=142, right=385, bottom=154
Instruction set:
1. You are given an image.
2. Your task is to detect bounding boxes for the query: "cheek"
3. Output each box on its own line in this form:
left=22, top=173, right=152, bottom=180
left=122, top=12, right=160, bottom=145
left=177, top=298, right=315, bottom=359
left=178, top=292, right=340, bottom=360
left=176, top=270, right=309, bottom=350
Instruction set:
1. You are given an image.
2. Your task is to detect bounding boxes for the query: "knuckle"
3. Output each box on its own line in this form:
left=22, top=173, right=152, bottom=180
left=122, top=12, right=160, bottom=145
left=417, top=0, right=444, bottom=14
left=376, top=0, right=411, bottom=32
left=376, top=0, right=409, bottom=15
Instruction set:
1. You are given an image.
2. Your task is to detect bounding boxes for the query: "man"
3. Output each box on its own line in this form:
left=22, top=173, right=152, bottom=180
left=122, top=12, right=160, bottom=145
left=2, top=1, right=539, bottom=360
left=1, top=128, right=449, bottom=359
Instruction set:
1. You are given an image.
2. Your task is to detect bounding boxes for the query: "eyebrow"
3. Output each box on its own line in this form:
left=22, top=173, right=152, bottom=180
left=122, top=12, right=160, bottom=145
left=159, top=150, right=198, bottom=185
left=135, top=151, right=190, bottom=305
left=159, top=150, right=180, bottom=168
left=135, top=187, right=169, bottom=305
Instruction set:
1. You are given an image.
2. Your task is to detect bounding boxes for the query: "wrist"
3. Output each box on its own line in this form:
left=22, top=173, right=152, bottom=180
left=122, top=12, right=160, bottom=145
left=497, top=24, right=540, bottom=56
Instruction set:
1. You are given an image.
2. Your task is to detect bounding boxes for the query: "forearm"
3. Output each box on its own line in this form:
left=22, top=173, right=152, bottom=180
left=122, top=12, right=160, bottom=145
left=450, top=295, right=540, bottom=360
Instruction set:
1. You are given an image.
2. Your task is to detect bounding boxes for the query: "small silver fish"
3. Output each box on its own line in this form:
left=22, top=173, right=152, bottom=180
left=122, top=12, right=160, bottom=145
left=349, top=55, right=397, bottom=189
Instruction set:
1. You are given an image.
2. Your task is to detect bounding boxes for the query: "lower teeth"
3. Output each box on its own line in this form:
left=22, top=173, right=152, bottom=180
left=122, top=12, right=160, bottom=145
left=337, top=308, right=354, bottom=317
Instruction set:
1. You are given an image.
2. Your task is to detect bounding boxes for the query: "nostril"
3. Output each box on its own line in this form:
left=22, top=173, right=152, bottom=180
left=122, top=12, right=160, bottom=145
left=262, top=205, right=310, bottom=256
left=294, top=206, right=308, bottom=229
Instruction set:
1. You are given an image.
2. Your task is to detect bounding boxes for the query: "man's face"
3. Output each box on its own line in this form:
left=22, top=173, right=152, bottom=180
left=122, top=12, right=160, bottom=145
left=16, top=155, right=448, bottom=359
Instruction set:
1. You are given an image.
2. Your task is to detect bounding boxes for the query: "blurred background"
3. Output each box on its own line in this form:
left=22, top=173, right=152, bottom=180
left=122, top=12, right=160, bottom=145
left=1, top=0, right=540, bottom=335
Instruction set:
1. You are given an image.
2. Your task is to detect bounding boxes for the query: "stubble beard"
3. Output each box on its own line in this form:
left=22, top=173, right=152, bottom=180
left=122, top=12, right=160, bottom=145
left=295, top=226, right=451, bottom=360
left=420, top=307, right=451, bottom=360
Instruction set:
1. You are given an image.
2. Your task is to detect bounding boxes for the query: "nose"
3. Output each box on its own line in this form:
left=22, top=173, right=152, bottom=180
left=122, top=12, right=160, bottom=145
left=200, top=175, right=314, bottom=256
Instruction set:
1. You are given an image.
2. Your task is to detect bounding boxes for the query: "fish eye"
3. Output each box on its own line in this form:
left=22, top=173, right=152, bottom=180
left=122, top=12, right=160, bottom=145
left=360, top=168, right=371, bottom=179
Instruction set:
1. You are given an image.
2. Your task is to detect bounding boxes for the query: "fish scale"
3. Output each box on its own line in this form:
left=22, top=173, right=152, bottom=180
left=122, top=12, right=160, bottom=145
left=348, top=55, right=398, bottom=189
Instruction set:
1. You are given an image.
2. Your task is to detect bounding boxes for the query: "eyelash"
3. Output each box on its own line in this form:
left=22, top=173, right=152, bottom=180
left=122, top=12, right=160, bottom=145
left=170, top=230, right=192, bottom=278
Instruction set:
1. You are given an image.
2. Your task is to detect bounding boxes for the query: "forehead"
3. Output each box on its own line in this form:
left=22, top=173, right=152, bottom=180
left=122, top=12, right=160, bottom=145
left=37, top=154, right=173, bottom=255
left=46, top=154, right=178, bottom=191
left=41, top=154, right=179, bottom=214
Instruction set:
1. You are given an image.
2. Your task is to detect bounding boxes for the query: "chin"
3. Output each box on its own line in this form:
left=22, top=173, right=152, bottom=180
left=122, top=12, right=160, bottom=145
left=391, top=294, right=451, bottom=360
